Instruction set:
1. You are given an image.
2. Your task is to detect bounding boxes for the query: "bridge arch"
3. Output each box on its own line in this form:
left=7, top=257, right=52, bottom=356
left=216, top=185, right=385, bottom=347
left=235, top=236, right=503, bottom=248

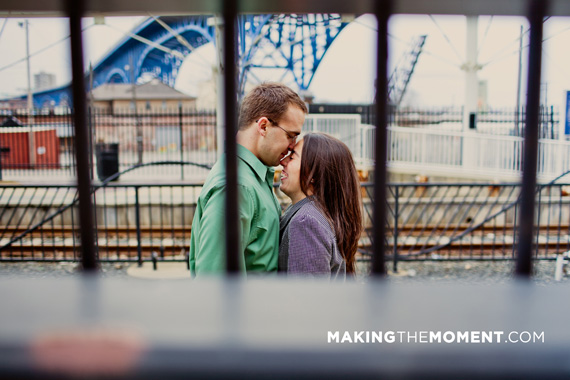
left=12, top=14, right=352, bottom=107
left=105, top=68, right=129, bottom=84
left=136, top=25, right=214, bottom=87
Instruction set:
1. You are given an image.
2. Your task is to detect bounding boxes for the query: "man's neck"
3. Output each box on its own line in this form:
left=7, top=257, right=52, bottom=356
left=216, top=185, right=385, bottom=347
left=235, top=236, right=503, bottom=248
left=236, top=130, right=258, bottom=157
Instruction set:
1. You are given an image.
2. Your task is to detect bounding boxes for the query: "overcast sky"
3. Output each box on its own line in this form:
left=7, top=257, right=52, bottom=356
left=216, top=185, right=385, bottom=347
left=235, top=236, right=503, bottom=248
left=1, top=14, right=570, bottom=110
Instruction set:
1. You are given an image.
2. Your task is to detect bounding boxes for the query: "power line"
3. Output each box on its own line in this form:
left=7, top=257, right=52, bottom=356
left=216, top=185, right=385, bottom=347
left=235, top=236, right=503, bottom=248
left=0, top=23, right=94, bottom=74
left=0, top=18, right=8, bottom=46
left=428, top=15, right=464, bottom=64
left=481, top=24, right=570, bottom=68
left=353, top=18, right=461, bottom=69
left=477, top=16, right=493, bottom=56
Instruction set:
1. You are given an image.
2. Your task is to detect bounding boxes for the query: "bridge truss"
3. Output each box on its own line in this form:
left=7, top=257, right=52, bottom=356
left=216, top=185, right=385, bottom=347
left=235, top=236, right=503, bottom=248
left=25, top=14, right=350, bottom=108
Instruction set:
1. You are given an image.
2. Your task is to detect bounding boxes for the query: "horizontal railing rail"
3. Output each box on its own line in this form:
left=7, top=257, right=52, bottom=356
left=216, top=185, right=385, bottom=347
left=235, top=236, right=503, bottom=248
left=3, top=176, right=570, bottom=266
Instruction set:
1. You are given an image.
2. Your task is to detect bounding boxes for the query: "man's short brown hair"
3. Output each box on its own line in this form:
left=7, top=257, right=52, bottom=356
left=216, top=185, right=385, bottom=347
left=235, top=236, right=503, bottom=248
left=238, top=82, right=308, bottom=130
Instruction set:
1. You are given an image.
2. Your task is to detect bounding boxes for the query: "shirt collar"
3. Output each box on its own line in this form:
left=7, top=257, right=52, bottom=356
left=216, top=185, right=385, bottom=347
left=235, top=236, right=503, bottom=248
left=237, top=144, right=274, bottom=183
left=280, top=196, right=313, bottom=234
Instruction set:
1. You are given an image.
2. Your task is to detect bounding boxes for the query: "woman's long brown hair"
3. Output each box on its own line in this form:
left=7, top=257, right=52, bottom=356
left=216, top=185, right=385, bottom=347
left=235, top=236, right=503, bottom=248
left=300, top=133, right=363, bottom=273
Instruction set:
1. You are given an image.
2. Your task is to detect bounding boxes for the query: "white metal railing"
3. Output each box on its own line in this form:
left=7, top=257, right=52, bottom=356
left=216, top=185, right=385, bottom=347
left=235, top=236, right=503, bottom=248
left=303, top=114, right=374, bottom=169
left=388, top=126, right=570, bottom=182
left=298, top=115, right=570, bottom=182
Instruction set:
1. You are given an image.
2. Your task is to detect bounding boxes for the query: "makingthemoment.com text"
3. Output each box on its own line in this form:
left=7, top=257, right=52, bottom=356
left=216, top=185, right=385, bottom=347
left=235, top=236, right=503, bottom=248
left=327, top=331, right=545, bottom=344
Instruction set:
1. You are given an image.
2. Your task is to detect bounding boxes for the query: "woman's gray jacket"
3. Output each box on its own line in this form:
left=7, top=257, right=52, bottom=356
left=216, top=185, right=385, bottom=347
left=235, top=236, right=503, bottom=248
left=278, top=196, right=346, bottom=279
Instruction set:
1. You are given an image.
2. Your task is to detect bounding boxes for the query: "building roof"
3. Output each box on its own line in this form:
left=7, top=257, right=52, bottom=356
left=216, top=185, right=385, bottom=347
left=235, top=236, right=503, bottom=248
left=91, top=79, right=194, bottom=101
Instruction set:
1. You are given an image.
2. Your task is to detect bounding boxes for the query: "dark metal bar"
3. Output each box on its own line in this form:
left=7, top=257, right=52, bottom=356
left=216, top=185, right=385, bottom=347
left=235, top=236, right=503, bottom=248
left=371, top=0, right=391, bottom=276
left=67, top=0, right=97, bottom=271
left=392, top=185, right=399, bottom=273
left=516, top=0, right=547, bottom=277
left=223, top=0, right=239, bottom=274
left=179, top=105, right=184, bottom=180
left=135, top=186, right=143, bottom=267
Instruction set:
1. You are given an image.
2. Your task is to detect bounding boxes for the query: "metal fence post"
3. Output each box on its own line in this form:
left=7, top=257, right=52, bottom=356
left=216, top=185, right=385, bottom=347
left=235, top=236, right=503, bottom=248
left=371, top=0, right=391, bottom=276
left=223, top=0, right=239, bottom=274
left=67, top=0, right=97, bottom=271
left=516, top=0, right=547, bottom=277
left=135, top=186, right=143, bottom=267
left=393, top=185, right=399, bottom=273
left=179, top=105, right=185, bottom=180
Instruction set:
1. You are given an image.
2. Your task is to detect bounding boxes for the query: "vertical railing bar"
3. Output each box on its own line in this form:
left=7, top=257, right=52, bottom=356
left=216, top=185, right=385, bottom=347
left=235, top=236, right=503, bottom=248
left=103, top=187, right=110, bottom=259
left=556, top=185, right=562, bottom=255
left=516, top=0, right=547, bottom=277
left=148, top=188, right=153, bottom=256
left=179, top=105, right=184, bottom=181
left=223, top=0, right=239, bottom=274
left=535, top=188, right=542, bottom=258
left=59, top=188, right=67, bottom=260
left=170, top=186, right=175, bottom=258
left=114, top=187, right=119, bottom=259
left=67, top=0, right=97, bottom=271
left=393, top=185, right=399, bottom=273
left=371, top=0, right=391, bottom=276
left=159, top=187, right=164, bottom=259
left=93, top=185, right=100, bottom=260
left=70, top=190, right=77, bottom=260
left=125, top=187, right=132, bottom=260
left=545, top=184, right=552, bottom=258
left=181, top=186, right=187, bottom=262
left=135, top=186, right=142, bottom=267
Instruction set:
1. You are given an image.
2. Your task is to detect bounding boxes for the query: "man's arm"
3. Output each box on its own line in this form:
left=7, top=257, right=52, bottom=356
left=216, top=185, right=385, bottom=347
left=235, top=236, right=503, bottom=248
left=193, top=185, right=254, bottom=275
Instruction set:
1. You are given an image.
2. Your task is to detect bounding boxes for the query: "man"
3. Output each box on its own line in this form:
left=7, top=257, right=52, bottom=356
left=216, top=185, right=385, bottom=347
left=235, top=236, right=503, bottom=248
left=189, top=83, right=308, bottom=275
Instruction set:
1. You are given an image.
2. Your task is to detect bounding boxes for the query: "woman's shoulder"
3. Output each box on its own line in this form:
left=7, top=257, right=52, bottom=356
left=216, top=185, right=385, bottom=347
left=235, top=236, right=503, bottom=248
left=291, top=199, right=334, bottom=235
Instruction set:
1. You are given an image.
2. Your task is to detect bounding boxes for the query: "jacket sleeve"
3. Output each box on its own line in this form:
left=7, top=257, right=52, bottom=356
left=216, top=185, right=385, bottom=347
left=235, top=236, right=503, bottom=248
left=193, top=185, right=253, bottom=276
left=287, top=213, right=332, bottom=275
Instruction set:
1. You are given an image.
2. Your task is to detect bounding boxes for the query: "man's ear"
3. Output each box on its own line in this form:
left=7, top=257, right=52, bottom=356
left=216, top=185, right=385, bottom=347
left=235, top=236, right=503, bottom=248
left=257, top=118, right=268, bottom=137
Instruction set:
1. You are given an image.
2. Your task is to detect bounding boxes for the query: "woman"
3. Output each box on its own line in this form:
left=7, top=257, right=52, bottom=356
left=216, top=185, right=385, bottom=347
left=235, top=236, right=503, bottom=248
left=278, top=132, right=363, bottom=278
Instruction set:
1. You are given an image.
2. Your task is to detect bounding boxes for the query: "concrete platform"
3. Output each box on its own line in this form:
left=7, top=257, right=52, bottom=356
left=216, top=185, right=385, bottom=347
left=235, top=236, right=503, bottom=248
left=126, top=261, right=190, bottom=279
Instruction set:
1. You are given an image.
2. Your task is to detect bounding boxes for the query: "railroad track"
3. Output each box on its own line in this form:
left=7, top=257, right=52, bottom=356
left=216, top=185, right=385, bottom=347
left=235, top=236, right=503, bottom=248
left=1, top=224, right=568, bottom=259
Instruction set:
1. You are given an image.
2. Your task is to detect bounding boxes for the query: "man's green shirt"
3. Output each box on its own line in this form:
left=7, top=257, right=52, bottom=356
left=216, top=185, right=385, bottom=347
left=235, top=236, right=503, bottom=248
left=189, top=144, right=281, bottom=275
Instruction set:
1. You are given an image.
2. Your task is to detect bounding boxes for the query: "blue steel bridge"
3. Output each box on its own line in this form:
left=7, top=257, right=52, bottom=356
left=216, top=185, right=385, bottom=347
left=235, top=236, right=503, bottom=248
left=15, top=14, right=352, bottom=108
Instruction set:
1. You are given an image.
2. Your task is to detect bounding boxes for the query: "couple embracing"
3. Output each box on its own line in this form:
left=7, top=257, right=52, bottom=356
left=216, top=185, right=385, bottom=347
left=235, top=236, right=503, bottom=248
left=189, top=83, right=362, bottom=279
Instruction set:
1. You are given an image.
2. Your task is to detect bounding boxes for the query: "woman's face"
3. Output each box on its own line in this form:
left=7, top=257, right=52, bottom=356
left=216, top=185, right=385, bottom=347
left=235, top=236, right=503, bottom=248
left=280, top=139, right=306, bottom=204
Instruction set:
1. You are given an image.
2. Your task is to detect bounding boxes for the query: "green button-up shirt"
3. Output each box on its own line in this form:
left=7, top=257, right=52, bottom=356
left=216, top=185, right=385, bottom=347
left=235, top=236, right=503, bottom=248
left=189, top=144, right=281, bottom=276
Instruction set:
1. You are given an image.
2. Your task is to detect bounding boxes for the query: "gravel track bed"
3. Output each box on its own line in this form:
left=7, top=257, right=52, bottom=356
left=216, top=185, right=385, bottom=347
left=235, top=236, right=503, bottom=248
left=0, top=260, right=568, bottom=284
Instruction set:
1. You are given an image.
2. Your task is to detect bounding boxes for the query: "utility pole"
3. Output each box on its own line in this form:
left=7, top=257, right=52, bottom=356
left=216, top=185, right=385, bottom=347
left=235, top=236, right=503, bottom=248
left=21, top=20, right=35, bottom=167
left=211, top=16, right=225, bottom=159
left=461, top=16, right=481, bottom=131
left=128, top=56, right=142, bottom=165
left=515, top=25, right=523, bottom=136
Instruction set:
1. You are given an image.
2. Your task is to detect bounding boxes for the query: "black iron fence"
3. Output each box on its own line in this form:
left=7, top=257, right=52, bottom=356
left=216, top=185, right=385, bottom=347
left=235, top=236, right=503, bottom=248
left=2, top=179, right=570, bottom=266
left=0, top=107, right=217, bottom=181
left=0, top=105, right=562, bottom=181
left=309, top=103, right=560, bottom=138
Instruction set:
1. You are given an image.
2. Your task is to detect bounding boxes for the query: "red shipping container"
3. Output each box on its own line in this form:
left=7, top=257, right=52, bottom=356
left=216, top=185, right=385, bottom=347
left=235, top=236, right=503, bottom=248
left=0, top=128, right=60, bottom=169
